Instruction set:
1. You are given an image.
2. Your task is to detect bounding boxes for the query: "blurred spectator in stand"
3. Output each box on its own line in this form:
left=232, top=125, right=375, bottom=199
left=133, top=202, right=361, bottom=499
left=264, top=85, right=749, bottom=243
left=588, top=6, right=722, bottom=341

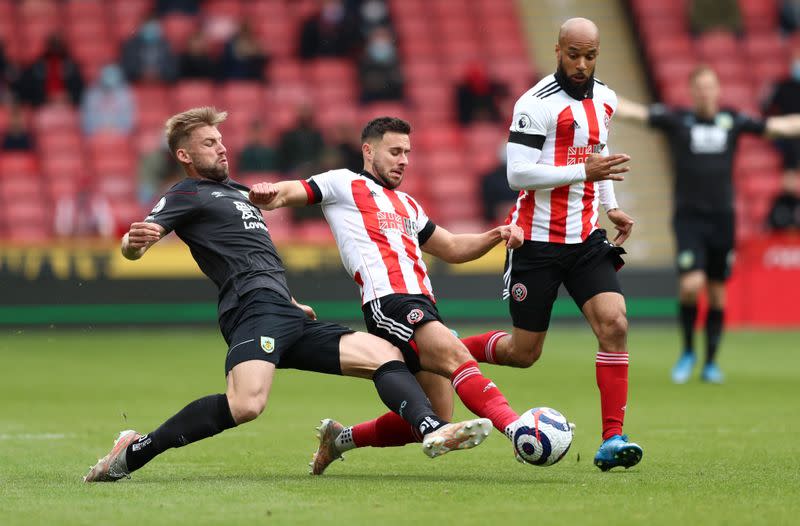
left=358, top=26, right=404, bottom=103
left=767, top=173, right=800, bottom=231
left=178, top=33, right=217, bottom=80
left=121, top=18, right=178, bottom=83
left=330, top=120, right=362, bottom=172
left=156, top=0, right=199, bottom=15
left=455, top=61, right=508, bottom=125
left=277, top=103, right=325, bottom=176
left=238, top=120, right=279, bottom=173
left=14, top=34, right=84, bottom=107
left=763, top=46, right=800, bottom=176
left=2, top=104, right=33, bottom=151
left=137, top=134, right=182, bottom=206
left=358, top=0, right=391, bottom=37
left=80, top=64, right=135, bottom=136
left=218, top=23, right=268, bottom=81
left=299, top=0, right=361, bottom=60
left=0, top=43, right=21, bottom=104
left=480, top=143, right=518, bottom=223
left=689, top=0, right=742, bottom=35
left=54, top=176, right=115, bottom=238
left=780, top=0, right=800, bottom=34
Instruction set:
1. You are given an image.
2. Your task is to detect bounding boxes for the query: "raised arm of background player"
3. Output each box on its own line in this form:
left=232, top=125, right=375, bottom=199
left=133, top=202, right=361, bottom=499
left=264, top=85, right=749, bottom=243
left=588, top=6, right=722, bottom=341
left=119, top=220, right=317, bottom=318
left=248, top=180, right=525, bottom=261
left=505, top=107, right=635, bottom=245
left=615, top=96, right=800, bottom=138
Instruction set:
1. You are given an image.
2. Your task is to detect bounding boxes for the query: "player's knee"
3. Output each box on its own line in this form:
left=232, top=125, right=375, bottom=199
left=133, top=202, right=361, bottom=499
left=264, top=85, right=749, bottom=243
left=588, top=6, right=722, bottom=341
left=598, top=312, right=628, bottom=347
left=507, top=341, right=542, bottom=368
left=228, top=395, right=266, bottom=424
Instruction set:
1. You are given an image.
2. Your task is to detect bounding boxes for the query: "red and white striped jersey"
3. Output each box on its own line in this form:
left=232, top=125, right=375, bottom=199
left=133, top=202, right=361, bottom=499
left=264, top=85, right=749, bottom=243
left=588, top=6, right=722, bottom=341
left=507, top=74, right=618, bottom=244
left=303, top=169, right=435, bottom=304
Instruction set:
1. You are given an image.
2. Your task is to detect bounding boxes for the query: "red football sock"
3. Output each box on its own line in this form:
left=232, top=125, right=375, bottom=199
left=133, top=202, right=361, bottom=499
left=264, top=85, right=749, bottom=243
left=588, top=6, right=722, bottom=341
left=460, top=331, right=508, bottom=363
left=596, top=351, right=629, bottom=440
left=450, top=360, right=519, bottom=432
left=351, top=411, right=419, bottom=448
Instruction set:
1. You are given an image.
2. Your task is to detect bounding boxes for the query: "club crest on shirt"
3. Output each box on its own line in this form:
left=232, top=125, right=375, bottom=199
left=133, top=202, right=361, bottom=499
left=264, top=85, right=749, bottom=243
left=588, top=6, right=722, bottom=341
left=260, top=336, right=275, bottom=354
left=377, top=211, right=415, bottom=236
left=407, top=308, right=424, bottom=324
left=677, top=250, right=695, bottom=270
left=511, top=283, right=527, bottom=302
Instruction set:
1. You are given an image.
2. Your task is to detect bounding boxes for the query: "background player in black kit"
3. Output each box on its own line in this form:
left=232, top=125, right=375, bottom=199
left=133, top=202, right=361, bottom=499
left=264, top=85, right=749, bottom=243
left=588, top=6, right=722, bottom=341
left=83, top=107, right=490, bottom=482
left=615, top=66, right=800, bottom=384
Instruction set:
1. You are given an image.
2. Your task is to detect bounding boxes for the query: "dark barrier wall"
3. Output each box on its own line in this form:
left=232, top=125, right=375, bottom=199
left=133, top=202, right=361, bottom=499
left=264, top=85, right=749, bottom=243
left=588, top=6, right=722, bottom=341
left=0, top=242, right=678, bottom=326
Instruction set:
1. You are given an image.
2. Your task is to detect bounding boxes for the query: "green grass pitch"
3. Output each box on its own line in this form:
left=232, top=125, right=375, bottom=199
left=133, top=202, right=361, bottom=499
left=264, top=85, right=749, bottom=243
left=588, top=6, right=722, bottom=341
left=1, top=325, right=798, bottom=525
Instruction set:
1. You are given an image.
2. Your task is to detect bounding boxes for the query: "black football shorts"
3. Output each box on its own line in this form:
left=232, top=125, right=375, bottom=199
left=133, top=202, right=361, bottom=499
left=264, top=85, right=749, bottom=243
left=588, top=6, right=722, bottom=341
left=504, top=229, right=625, bottom=332
left=673, top=210, right=735, bottom=281
left=220, top=288, right=352, bottom=375
left=362, top=293, right=442, bottom=374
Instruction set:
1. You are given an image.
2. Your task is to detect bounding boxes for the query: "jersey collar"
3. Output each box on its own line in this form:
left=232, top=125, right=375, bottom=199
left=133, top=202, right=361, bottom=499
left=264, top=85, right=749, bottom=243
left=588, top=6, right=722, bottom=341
left=360, top=169, right=387, bottom=188
left=554, top=69, right=594, bottom=100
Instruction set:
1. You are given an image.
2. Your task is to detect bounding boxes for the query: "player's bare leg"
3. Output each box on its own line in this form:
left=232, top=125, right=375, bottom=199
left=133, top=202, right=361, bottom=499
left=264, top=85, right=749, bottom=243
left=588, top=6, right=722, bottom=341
left=675, top=270, right=706, bottom=383
left=489, top=327, right=546, bottom=368
left=414, top=321, right=519, bottom=439
left=582, top=291, right=642, bottom=470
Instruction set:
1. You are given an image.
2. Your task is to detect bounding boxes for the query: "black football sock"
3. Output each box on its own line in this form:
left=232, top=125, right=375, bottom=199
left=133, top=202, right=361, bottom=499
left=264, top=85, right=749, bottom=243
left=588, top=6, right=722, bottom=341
left=372, top=360, right=447, bottom=438
left=125, top=393, right=236, bottom=472
left=679, top=302, right=697, bottom=353
left=705, top=308, right=724, bottom=365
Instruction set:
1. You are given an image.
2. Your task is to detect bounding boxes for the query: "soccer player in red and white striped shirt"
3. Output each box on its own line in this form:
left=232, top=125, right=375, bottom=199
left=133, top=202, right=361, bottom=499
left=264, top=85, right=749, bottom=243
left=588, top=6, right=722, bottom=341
left=250, top=117, right=538, bottom=473
left=460, top=18, right=643, bottom=471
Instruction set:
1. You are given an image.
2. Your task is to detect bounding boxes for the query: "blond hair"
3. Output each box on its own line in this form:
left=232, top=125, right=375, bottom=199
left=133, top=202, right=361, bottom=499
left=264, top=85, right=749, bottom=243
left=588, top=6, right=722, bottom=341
left=164, top=107, right=228, bottom=155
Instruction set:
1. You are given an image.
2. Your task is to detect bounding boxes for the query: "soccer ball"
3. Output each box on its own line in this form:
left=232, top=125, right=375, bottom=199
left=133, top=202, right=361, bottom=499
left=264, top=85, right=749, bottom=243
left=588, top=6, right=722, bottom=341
left=512, top=407, right=573, bottom=466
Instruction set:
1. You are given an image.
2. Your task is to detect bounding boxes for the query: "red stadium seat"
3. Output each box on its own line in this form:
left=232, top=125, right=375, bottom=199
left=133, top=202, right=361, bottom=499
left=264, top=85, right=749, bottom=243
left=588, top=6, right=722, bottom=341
left=160, top=13, right=198, bottom=53
left=41, top=155, right=87, bottom=180
left=739, top=0, right=779, bottom=34
left=0, top=152, right=38, bottom=177
left=0, top=177, right=42, bottom=201
left=33, top=104, right=80, bottom=133
left=293, top=219, right=334, bottom=244
left=173, top=81, right=215, bottom=111
left=696, top=31, right=740, bottom=61
left=35, top=132, right=83, bottom=155
left=204, top=0, right=243, bottom=19
left=412, top=126, right=463, bottom=152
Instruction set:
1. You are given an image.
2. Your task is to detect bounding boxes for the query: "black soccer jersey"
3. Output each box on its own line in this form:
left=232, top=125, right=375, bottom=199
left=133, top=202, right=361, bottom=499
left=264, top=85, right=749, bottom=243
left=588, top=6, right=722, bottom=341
left=145, top=177, right=291, bottom=317
left=648, top=105, right=766, bottom=214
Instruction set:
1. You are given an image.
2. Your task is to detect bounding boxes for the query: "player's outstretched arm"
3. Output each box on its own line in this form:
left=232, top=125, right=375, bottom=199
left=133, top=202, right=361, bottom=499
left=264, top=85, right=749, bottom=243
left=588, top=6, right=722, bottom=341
left=121, top=222, right=166, bottom=260
left=421, top=223, right=524, bottom=264
left=249, top=181, right=309, bottom=210
left=507, top=144, right=629, bottom=190
left=764, top=114, right=800, bottom=138
left=614, top=97, right=650, bottom=124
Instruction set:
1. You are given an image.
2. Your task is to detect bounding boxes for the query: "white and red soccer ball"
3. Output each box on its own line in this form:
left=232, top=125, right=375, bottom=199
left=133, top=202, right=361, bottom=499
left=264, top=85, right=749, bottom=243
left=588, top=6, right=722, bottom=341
left=512, top=407, right=573, bottom=466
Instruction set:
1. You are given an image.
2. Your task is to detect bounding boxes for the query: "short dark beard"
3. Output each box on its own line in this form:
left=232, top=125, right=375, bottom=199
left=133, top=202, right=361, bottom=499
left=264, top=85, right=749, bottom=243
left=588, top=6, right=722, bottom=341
left=556, top=59, right=595, bottom=99
left=196, top=163, right=228, bottom=182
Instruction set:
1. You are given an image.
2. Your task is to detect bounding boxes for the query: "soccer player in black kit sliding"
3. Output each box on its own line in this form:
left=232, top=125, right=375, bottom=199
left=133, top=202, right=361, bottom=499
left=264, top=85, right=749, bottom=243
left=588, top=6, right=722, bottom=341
left=83, top=107, right=490, bottom=482
left=615, top=66, right=800, bottom=384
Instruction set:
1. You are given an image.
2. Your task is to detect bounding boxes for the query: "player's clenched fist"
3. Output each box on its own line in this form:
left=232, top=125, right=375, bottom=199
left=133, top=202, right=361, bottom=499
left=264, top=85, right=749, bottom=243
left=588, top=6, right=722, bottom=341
left=584, top=153, right=630, bottom=183
left=249, top=182, right=279, bottom=207
left=499, top=224, right=524, bottom=249
left=126, top=222, right=163, bottom=248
